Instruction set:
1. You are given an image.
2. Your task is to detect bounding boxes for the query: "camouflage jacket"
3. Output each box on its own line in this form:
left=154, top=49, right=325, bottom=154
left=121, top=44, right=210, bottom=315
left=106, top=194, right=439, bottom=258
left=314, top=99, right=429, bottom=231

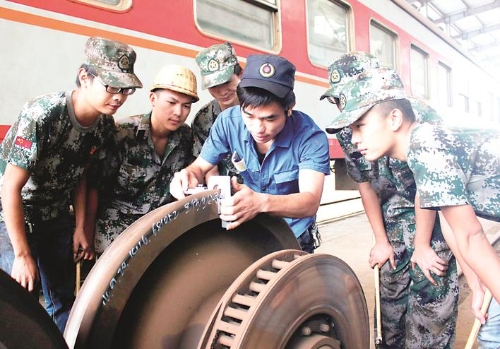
left=0, top=91, right=115, bottom=221
left=408, top=123, right=500, bottom=222
left=336, top=98, right=444, bottom=239
left=192, top=99, right=238, bottom=177
left=92, top=112, right=194, bottom=215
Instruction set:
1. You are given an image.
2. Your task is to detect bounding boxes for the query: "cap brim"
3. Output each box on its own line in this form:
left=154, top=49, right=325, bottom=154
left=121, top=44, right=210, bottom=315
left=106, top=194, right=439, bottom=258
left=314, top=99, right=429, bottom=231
left=97, top=69, right=143, bottom=89
left=325, top=124, right=343, bottom=134
left=320, top=83, right=346, bottom=101
left=320, top=86, right=336, bottom=101
left=327, top=104, right=373, bottom=130
left=239, top=78, right=291, bottom=98
left=201, top=66, right=235, bottom=90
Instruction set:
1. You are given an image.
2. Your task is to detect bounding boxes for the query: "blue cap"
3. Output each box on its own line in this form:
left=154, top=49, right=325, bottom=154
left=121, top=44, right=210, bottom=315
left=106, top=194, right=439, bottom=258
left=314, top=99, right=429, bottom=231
left=239, top=54, right=295, bottom=98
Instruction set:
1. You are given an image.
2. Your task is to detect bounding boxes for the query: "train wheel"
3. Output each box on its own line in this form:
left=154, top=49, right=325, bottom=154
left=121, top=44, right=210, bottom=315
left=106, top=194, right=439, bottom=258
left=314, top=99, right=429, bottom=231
left=199, top=250, right=370, bottom=349
left=0, top=269, right=68, bottom=349
left=64, top=190, right=300, bottom=349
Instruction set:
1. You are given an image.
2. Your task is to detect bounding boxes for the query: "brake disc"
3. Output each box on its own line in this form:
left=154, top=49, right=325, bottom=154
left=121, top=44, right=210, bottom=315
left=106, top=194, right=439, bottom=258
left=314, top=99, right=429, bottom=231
left=199, top=250, right=369, bottom=349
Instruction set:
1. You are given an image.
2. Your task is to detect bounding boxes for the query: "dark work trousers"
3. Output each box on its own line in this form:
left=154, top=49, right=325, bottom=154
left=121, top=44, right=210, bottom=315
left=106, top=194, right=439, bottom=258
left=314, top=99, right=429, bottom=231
left=0, top=213, right=75, bottom=333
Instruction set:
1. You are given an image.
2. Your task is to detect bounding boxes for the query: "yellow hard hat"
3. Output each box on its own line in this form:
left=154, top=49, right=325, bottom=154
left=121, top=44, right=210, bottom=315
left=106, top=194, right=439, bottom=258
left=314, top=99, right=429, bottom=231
left=150, top=64, right=199, bottom=102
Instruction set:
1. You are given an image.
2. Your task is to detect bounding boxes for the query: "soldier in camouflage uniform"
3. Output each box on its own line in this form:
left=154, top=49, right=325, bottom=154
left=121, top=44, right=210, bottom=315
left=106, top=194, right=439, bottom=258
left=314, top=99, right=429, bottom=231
left=321, top=53, right=457, bottom=348
left=193, top=42, right=242, bottom=180
left=0, top=36, right=142, bottom=332
left=328, top=67, right=500, bottom=348
left=88, top=64, right=198, bottom=255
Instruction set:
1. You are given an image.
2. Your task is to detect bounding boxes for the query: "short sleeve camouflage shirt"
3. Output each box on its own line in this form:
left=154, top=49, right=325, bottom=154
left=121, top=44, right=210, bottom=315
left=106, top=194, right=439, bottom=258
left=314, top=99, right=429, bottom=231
left=0, top=91, right=115, bottom=221
left=408, top=123, right=500, bottom=222
left=336, top=98, right=445, bottom=240
left=95, top=112, right=194, bottom=215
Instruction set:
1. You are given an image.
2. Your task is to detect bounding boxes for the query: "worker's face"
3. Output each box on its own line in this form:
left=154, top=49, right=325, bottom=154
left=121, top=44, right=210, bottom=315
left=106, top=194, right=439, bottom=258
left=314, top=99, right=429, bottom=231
left=150, top=89, right=193, bottom=132
left=208, top=74, right=240, bottom=110
left=349, top=104, right=394, bottom=161
left=241, top=101, right=288, bottom=145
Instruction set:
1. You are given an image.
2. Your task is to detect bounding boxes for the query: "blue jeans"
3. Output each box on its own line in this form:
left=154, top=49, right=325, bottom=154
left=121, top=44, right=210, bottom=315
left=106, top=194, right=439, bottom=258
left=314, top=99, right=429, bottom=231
left=297, top=221, right=321, bottom=253
left=0, top=214, right=75, bottom=333
left=478, top=297, right=500, bottom=349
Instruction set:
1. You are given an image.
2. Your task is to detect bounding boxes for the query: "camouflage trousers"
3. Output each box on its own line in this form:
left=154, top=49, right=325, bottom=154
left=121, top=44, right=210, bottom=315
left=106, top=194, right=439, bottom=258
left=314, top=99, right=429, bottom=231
left=94, top=208, right=141, bottom=255
left=376, top=241, right=459, bottom=349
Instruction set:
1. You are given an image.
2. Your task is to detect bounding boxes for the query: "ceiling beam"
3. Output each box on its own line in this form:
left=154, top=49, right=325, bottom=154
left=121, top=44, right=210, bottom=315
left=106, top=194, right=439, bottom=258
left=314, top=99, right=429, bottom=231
left=469, top=41, right=500, bottom=52
left=452, top=23, right=500, bottom=40
left=433, top=0, right=500, bottom=25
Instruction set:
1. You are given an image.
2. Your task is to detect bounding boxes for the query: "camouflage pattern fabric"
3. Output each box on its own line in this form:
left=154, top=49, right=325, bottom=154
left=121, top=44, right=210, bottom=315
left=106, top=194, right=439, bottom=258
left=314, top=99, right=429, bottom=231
left=94, top=208, right=140, bottom=255
left=337, top=100, right=458, bottom=348
left=337, top=97, right=443, bottom=186
left=378, top=239, right=458, bottom=349
left=195, top=42, right=238, bottom=90
left=408, top=123, right=500, bottom=222
left=192, top=100, right=240, bottom=178
left=330, top=68, right=407, bottom=130
left=84, top=36, right=142, bottom=88
left=0, top=91, right=115, bottom=222
left=91, top=112, right=195, bottom=254
left=320, top=51, right=380, bottom=100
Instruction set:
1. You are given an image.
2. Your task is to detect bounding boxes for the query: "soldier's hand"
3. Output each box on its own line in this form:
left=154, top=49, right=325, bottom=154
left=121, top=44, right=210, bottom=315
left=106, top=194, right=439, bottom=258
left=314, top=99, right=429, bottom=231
left=12, top=254, right=39, bottom=292
left=410, top=245, right=448, bottom=285
left=369, top=241, right=394, bottom=269
left=470, top=287, right=488, bottom=324
left=73, top=227, right=95, bottom=261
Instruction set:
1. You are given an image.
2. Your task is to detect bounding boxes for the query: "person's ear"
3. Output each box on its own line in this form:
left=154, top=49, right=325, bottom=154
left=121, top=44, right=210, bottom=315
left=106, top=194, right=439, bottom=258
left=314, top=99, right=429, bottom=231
left=78, top=68, right=89, bottom=88
left=389, top=108, right=403, bottom=131
left=149, top=91, right=157, bottom=107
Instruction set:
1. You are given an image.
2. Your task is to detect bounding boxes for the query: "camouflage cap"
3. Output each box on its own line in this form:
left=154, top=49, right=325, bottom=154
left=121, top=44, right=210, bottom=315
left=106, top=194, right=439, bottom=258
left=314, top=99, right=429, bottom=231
left=84, top=36, right=143, bottom=89
left=150, top=64, right=199, bottom=102
left=320, top=51, right=380, bottom=101
left=196, top=42, right=238, bottom=90
left=326, top=68, right=406, bottom=131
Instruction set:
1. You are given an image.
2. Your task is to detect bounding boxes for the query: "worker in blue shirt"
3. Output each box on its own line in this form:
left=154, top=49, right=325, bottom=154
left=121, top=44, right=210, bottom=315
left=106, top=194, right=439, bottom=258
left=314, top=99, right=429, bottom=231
left=171, top=54, right=330, bottom=252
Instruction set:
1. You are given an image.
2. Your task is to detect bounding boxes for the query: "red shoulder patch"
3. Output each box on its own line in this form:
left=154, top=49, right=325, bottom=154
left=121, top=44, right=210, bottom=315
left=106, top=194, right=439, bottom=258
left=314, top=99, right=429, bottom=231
left=14, top=136, right=33, bottom=150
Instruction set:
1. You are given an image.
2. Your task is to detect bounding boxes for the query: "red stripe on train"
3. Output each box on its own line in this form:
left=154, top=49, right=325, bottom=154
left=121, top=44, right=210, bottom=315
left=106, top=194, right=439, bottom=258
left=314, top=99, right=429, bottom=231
left=0, top=125, right=10, bottom=143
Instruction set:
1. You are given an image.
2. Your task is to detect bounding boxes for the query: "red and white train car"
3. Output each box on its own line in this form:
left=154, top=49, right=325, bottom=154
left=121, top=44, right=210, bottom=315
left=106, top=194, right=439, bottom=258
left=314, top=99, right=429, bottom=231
left=1, top=0, right=499, bottom=182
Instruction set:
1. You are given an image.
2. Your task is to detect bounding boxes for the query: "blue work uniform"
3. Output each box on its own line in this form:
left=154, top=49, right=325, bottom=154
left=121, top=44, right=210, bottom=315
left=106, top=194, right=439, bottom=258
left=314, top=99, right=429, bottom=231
left=200, top=106, right=330, bottom=241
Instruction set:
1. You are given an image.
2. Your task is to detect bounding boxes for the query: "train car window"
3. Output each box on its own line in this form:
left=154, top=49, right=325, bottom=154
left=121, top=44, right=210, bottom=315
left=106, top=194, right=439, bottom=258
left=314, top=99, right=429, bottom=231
left=472, top=101, right=482, bottom=118
left=497, top=98, right=500, bottom=123
left=458, top=94, right=469, bottom=113
left=487, top=93, right=494, bottom=121
left=369, top=21, right=397, bottom=70
left=70, top=0, right=131, bottom=11
left=437, top=62, right=452, bottom=107
left=195, top=0, right=279, bottom=51
left=410, top=45, right=428, bottom=99
left=306, top=0, right=351, bottom=67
